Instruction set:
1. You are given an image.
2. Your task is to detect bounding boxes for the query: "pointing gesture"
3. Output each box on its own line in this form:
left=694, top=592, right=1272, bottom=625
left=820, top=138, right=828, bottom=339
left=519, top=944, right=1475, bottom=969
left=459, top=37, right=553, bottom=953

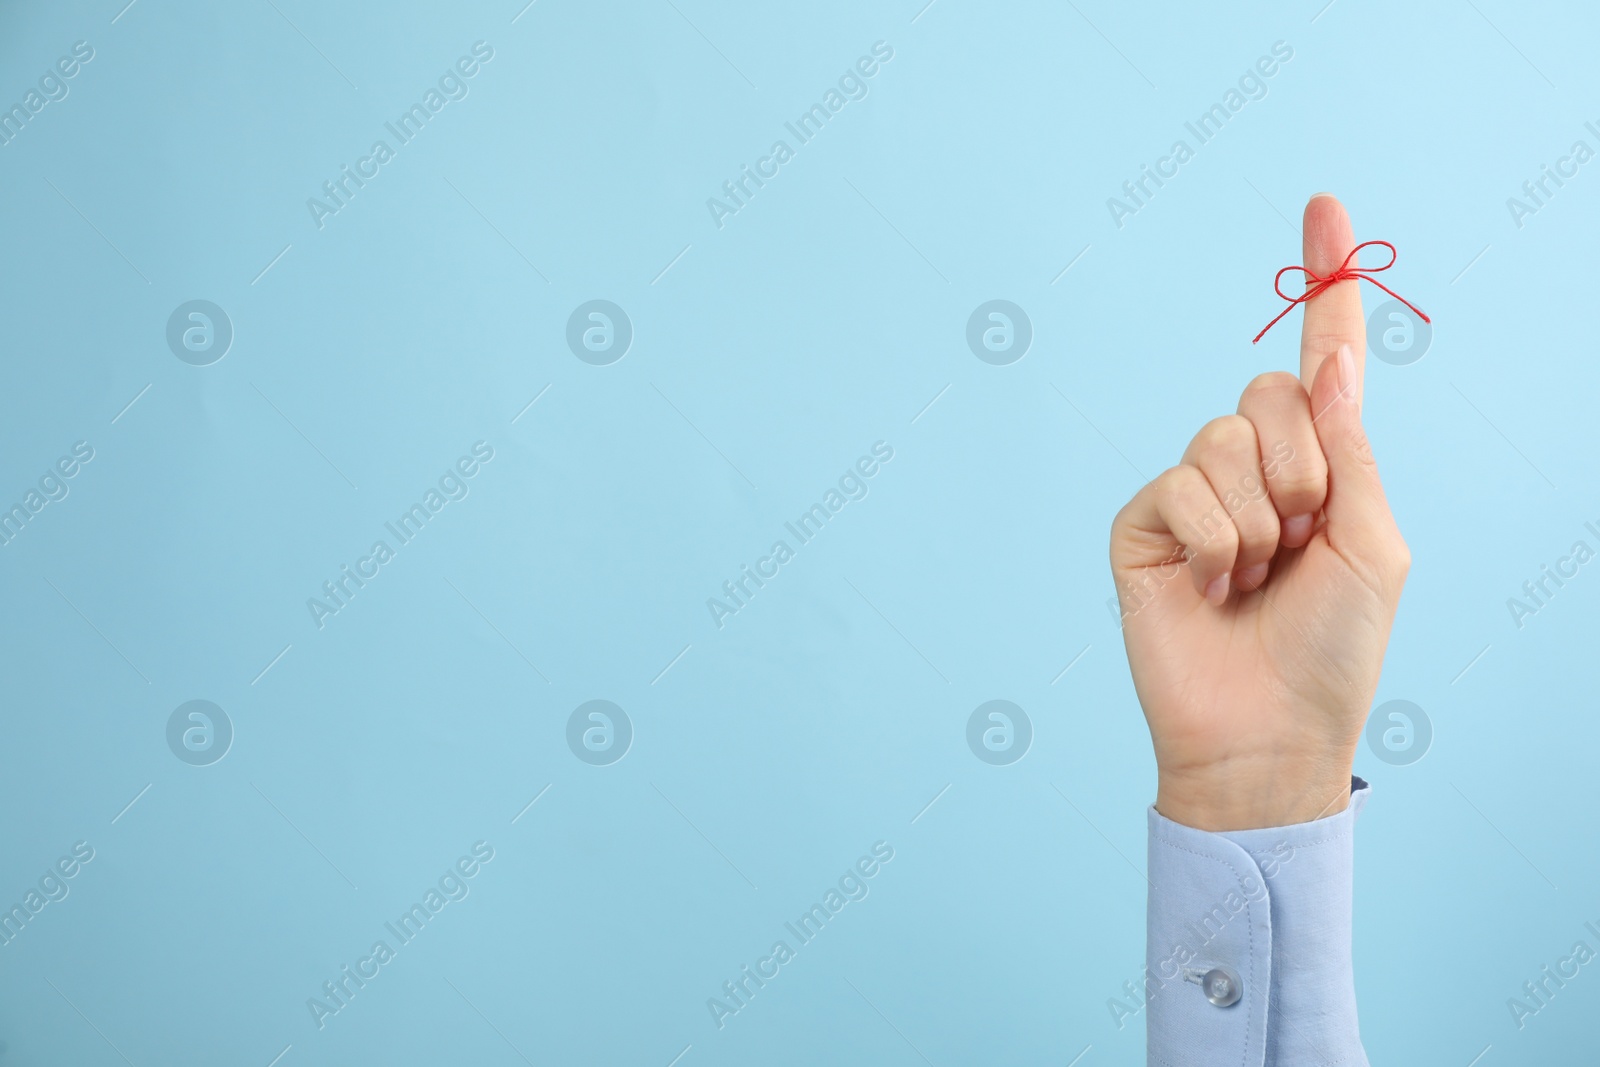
left=1298, top=194, right=1369, bottom=396
left=1110, top=194, right=1410, bottom=831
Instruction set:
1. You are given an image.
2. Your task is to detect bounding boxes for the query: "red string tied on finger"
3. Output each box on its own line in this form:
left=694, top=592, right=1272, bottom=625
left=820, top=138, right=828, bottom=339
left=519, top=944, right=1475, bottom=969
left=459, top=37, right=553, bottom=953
left=1252, top=239, right=1429, bottom=344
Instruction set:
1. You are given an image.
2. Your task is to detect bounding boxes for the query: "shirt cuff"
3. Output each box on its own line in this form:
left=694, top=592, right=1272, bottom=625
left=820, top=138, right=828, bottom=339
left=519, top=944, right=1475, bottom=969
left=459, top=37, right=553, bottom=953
left=1144, top=777, right=1371, bottom=1067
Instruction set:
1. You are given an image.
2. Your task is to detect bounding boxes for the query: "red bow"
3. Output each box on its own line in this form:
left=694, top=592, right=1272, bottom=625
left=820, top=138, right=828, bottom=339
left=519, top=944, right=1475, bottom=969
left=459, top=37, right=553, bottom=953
left=1252, top=239, right=1429, bottom=344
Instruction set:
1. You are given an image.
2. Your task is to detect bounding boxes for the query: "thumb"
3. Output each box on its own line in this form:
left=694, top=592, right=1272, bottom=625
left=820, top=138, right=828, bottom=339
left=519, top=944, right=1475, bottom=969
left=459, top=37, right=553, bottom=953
left=1309, top=343, right=1406, bottom=580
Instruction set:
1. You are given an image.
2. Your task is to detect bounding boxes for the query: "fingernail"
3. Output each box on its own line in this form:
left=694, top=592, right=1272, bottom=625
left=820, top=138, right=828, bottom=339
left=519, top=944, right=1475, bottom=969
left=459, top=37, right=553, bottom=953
left=1235, top=562, right=1269, bottom=590
left=1310, top=191, right=1338, bottom=201
left=1283, top=513, right=1314, bottom=546
left=1204, top=573, right=1230, bottom=606
left=1337, top=342, right=1355, bottom=393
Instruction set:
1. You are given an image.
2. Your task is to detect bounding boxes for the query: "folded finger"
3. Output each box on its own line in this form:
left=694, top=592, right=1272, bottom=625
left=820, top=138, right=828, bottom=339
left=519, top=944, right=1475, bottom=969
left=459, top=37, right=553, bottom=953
left=1180, top=415, right=1280, bottom=589
left=1236, top=371, right=1329, bottom=547
left=1114, top=464, right=1240, bottom=605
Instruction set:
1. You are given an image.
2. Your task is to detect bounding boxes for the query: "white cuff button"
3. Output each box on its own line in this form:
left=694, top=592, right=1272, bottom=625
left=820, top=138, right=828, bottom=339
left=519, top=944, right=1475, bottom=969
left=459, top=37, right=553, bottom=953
left=1200, top=966, right=1242, bottom=1007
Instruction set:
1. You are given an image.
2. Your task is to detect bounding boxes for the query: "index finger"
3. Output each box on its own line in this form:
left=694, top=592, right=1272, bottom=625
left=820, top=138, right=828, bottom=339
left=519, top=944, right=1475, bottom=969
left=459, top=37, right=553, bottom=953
left=1299, top=192, right=1365, bottom=408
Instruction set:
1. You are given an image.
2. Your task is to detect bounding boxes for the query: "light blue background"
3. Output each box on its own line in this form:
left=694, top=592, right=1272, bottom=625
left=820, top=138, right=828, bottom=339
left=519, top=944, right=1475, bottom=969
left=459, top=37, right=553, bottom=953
left=1, top=0, right=1597, bottom=1063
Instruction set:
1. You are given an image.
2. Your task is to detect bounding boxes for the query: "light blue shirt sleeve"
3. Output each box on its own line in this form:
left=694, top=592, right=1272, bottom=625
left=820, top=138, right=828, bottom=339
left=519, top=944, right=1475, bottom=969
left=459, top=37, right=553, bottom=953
left=1144, top=777, right=1371, bottom=1067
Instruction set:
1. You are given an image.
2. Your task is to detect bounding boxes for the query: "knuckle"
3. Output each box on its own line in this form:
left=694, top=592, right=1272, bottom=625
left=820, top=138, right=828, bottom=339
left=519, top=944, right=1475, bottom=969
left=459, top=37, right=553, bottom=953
left=1241, top=370, right=1302, bottom=405
left=1268, top=454, right=1328, bottom=501
left=1190, top=415, right=1253, bottom=457
left=1152, top=465, right=1191, bottom=498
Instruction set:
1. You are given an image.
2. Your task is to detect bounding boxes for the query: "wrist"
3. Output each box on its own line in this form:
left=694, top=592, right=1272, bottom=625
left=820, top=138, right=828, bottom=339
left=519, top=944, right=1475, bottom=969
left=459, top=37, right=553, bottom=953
left=1155, top=753, right=1356, bottom=831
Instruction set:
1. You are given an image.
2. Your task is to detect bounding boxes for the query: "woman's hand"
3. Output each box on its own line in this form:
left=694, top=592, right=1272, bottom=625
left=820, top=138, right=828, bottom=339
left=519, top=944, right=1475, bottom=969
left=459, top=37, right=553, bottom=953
left=1110, top=193, right=1410, bottom=831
